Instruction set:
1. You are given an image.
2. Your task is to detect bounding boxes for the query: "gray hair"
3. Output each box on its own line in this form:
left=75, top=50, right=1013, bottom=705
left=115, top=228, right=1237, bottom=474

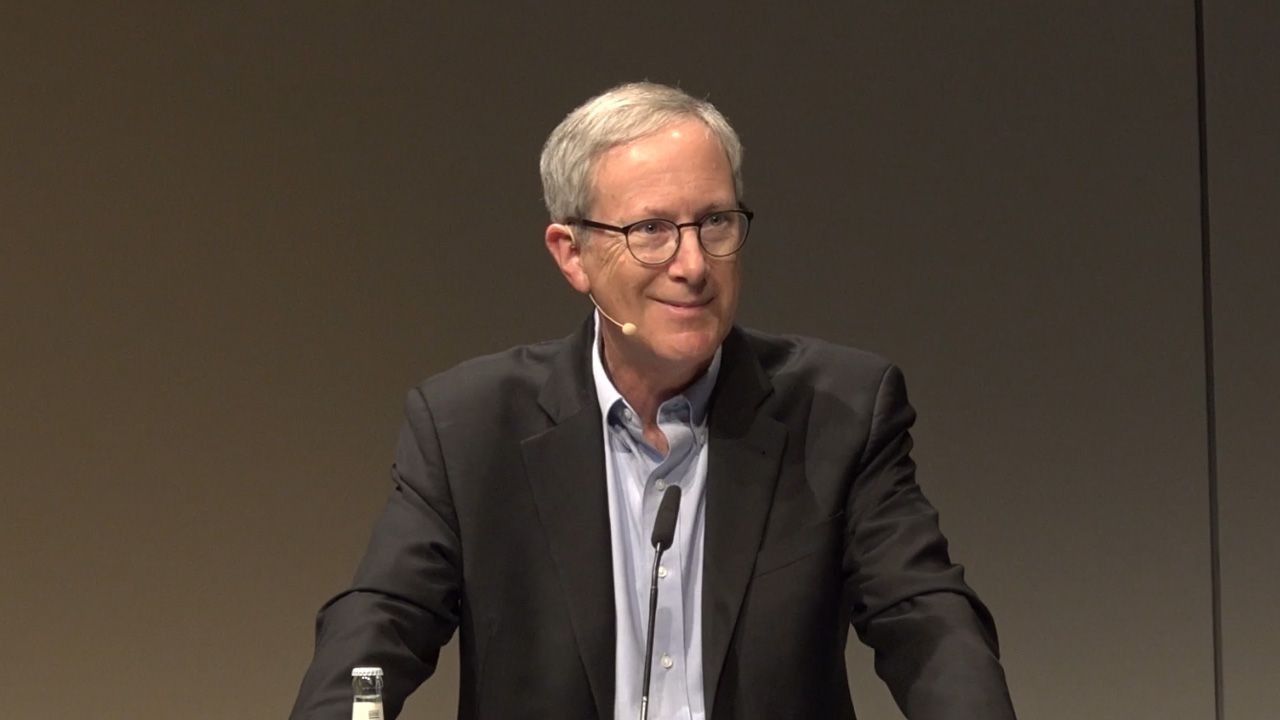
left=539, top=82, right=745, bottom=223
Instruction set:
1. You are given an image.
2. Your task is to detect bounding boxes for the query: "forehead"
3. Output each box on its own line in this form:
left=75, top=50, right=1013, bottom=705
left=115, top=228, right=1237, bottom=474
left=590, top=120, right=735, bottom=212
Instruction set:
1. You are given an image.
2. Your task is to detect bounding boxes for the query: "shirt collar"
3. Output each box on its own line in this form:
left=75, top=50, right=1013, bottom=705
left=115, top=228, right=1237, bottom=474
left=590, top=311, right=722, bottom=427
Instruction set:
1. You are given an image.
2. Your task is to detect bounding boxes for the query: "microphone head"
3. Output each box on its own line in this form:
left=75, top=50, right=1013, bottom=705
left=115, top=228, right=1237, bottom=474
left=621, top=322, right=637, bottom=336
left=651, top=485, right=682, bottom=550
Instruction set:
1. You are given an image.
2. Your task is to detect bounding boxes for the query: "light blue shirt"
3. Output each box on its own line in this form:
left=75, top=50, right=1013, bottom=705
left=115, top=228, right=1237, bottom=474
left=591, top=313, right=721, bottom=720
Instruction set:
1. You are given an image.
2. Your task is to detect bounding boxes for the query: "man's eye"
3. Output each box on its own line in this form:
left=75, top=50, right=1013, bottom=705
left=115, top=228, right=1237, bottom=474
left=704, top=213, right=726, bottom=227
left=635, top=222, right=664, bottom=235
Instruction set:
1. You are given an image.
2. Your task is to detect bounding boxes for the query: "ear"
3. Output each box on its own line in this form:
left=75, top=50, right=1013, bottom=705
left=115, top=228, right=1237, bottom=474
left=545, top=223, right=591, bottom=294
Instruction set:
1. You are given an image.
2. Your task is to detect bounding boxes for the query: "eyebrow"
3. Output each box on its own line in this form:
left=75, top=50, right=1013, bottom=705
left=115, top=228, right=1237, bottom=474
left=635, top=201, right=739, bottom=220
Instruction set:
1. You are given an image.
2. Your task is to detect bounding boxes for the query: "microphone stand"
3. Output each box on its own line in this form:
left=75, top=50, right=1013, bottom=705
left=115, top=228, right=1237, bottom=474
left=640, top=485, right=681, bottom=720
left=639, top=543, right=667, bottom=720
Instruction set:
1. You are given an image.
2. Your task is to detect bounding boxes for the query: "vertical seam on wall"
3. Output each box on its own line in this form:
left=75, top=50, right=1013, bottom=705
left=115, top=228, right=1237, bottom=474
left=1194, top=1, right=1224, bottom=719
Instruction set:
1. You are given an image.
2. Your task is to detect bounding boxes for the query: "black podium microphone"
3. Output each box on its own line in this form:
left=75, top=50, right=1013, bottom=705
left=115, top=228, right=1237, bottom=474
left=640, top=484, right=682, bottom=720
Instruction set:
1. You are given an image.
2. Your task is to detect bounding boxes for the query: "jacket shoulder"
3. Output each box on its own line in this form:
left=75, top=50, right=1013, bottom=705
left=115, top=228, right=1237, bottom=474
left=739, top=327, right=896, bottom=391
left=414, top=335, right=569, bottom=413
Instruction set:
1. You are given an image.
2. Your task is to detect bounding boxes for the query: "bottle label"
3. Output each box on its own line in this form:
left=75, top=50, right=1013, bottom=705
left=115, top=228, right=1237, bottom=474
left=352, top=700, right=383, bottom=720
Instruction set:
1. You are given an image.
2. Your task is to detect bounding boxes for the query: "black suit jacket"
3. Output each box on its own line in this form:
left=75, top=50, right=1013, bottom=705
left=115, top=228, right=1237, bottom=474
left=289, top=319, right=1015, bottom=719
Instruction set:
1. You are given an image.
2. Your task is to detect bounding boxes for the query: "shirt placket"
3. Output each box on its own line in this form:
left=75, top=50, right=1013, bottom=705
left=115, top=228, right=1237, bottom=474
left=650, top=402, right=696, bottom=718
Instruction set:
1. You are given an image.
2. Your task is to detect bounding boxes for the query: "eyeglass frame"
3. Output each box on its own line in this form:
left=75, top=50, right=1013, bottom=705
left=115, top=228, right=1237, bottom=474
left=566, top=206, right=754, bottom=266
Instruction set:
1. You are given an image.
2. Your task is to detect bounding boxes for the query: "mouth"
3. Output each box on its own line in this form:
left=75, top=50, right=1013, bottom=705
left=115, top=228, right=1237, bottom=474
left=656, top=298, right=711, bottom=308
left=654, top=297, right=713, bottom=316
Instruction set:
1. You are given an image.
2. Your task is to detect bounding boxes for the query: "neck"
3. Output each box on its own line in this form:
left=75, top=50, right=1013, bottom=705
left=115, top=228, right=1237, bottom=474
left=599, top=326, right=707, bottom=428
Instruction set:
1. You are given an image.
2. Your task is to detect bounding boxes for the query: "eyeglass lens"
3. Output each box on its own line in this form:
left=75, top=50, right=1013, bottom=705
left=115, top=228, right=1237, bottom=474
left=627, top=211, right=749, bottom=263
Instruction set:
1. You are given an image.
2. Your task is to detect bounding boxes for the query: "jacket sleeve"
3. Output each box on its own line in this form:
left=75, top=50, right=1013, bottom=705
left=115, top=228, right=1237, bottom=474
left=288, top=387, right=463, bottom=720
left=844, top=365, right=1017, bottom=720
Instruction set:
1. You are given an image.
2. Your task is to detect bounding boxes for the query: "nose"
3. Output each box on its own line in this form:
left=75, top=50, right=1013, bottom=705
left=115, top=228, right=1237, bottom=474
left=666, top=226, right=708, bottom=283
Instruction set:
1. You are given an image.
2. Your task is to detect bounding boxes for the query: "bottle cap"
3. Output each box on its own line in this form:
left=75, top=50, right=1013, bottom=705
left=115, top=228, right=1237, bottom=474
left=351, top=667, right=384, bottom=678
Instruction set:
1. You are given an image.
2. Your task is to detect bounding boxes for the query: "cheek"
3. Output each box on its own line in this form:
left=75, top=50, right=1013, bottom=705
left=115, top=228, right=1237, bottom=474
left=589, top=250, right=642, bottom=295
left=715, top=266, right=741, bottom=306
left=619, top=268, right=662, bottom=299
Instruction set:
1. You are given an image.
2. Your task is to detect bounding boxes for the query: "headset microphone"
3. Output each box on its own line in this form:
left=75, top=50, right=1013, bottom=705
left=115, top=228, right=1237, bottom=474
left=569, top=228, right=637, bottom=335
left=589, top=294, right=637, bottom=336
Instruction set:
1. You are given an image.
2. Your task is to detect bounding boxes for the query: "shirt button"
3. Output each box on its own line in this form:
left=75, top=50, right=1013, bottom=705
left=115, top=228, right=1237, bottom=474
left=655, top=479, right=667, bottom=491
left=623, top=408, right=635, bottom=422
left=661, top=654, right=674, bottom=669
left=657, top=566, right=668, bottom=579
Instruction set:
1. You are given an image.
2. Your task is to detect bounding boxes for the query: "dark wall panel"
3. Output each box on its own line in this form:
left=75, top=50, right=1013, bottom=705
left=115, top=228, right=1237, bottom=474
left=0, top=4, right=1214, bottom=720
left=1206, top=1, right=1280, bottom=718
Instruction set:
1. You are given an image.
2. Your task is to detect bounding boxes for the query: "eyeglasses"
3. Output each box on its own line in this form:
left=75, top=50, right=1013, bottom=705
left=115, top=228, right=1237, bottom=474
left=570, top=208, right=753, bottom=266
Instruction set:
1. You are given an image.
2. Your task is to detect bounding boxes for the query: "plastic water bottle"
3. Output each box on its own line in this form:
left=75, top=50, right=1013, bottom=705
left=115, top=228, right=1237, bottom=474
left=351, top=667, right=384, bottom=720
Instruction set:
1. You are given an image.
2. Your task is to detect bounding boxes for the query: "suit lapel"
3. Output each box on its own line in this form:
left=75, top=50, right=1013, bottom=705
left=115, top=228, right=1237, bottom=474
left=701, top=329, right=786, bottom=718
left=521, top=318, right=616, bottom=720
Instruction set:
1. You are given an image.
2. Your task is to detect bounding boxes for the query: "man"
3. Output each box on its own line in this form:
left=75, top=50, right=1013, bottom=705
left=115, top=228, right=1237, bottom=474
left=289, top=82, right=1016, bottom=719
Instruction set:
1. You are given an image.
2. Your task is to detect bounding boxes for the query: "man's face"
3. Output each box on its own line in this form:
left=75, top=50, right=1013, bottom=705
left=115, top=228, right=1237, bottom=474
left=573, top=120, right=741, bottom=373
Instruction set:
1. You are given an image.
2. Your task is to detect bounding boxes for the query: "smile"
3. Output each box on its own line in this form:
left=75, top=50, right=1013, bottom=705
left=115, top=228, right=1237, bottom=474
left=655, top=298, right=712, bottom=314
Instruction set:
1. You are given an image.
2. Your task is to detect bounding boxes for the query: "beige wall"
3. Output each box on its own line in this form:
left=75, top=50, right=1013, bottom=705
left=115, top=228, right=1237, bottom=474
left=1, top=3, right=1271, bottom=719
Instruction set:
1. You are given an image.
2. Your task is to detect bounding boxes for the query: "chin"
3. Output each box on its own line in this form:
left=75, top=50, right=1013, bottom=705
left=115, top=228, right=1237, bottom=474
left=650, top=326, right=723, bottom=368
